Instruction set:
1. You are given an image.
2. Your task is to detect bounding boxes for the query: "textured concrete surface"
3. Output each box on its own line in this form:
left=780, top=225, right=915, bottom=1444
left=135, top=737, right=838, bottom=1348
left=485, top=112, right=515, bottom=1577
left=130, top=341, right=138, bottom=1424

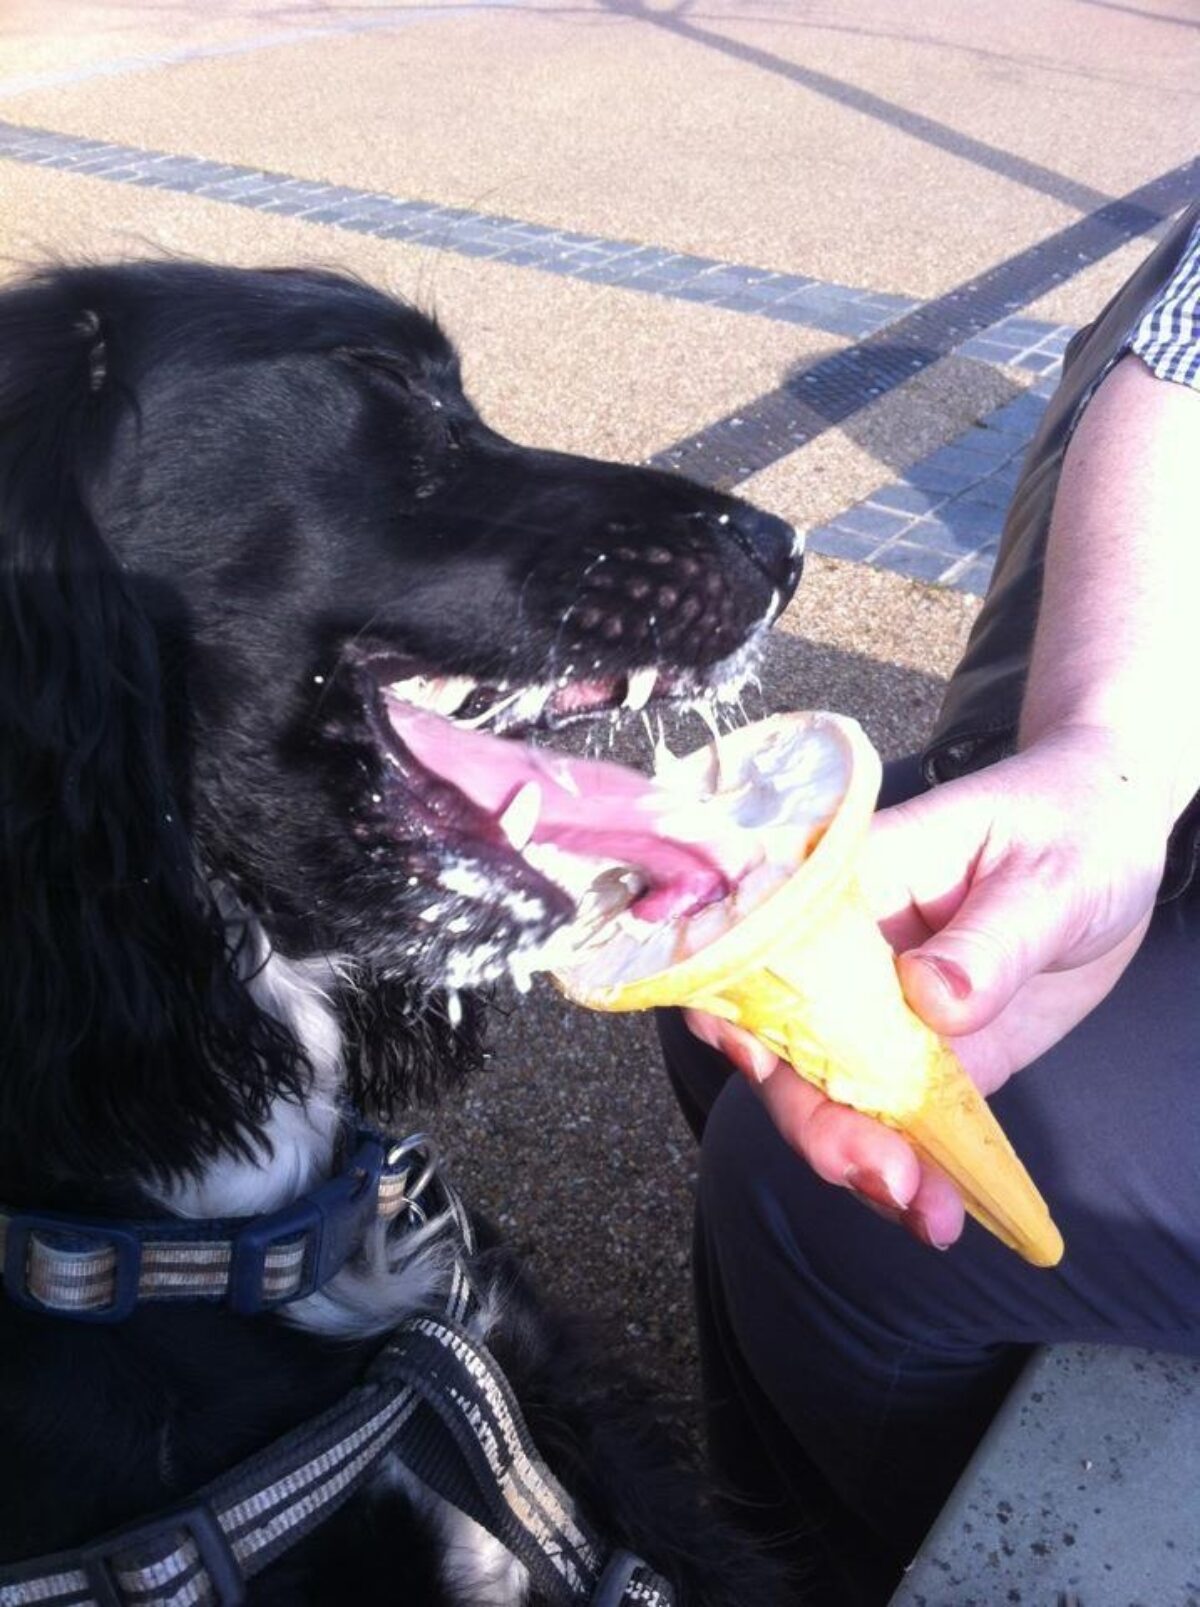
left=889, top=1345, right=1200, bottom=1607
left=2, top=0, right=1193, bottom=1515
left=4, top=2, right=1195, bottom=295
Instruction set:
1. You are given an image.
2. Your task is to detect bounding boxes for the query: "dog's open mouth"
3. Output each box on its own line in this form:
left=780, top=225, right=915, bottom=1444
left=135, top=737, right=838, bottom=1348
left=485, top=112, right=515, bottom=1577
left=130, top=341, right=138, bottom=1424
left=353, top=651, right=766, bottom=990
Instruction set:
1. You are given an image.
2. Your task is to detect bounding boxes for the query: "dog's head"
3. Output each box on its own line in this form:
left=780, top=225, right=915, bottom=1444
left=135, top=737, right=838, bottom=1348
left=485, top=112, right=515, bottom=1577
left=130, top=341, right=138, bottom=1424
left=0, top=261, right=801, bottom=1192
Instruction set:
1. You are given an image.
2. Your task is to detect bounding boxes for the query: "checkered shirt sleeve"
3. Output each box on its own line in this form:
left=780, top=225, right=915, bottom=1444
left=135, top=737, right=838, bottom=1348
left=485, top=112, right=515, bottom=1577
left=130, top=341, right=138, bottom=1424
left=1127, top=218, right=1200, bottom=390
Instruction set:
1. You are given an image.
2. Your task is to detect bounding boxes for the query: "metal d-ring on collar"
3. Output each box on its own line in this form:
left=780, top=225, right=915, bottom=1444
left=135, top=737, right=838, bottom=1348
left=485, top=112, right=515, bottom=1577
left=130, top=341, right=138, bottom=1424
left=0, top=1125, right=471, bottom=1324
left=378, top=1131, right=440, bottom=1225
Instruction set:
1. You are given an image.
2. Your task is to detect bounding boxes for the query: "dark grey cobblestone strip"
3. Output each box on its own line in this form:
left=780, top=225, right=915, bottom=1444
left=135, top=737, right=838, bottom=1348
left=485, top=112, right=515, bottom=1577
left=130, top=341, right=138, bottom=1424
left=0, top=118, right=917, bottom=340
left=649, top=157, right=1198, bottom=488
left=2, top=117, right=1190, bottom=597
left=807, top=366, right=1062, bottom=594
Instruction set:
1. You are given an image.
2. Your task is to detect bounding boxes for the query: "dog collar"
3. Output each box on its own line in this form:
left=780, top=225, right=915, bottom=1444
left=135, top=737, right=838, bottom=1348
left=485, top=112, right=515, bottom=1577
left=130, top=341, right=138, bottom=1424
left=0, top=1128, right=464, bottom=1323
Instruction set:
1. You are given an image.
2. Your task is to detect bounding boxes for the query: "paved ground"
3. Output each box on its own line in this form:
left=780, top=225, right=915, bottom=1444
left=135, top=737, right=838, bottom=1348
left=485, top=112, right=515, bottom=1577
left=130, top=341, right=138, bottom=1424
left=3, top=0, right=1196, bottom=1423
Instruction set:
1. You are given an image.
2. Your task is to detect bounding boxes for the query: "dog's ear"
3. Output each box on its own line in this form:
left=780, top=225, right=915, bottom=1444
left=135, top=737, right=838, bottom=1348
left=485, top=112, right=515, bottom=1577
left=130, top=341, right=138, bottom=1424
left=0, top=270, right=306, bottom=1196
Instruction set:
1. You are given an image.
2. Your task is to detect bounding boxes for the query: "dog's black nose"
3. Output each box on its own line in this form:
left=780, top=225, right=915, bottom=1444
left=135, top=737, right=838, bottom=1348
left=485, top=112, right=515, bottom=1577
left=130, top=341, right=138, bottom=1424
left=724, top=505, right=804, bottom=596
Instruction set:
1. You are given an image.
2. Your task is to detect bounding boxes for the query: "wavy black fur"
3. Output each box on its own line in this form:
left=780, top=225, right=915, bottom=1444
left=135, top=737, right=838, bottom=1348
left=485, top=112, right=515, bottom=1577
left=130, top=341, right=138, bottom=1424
left=0, top=260, right=800, bottom=1603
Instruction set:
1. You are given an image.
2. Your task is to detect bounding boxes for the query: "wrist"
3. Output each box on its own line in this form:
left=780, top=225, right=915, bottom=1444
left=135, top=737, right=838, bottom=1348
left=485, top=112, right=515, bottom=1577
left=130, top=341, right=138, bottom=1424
left=1015, top=717, right=1191, bottom=845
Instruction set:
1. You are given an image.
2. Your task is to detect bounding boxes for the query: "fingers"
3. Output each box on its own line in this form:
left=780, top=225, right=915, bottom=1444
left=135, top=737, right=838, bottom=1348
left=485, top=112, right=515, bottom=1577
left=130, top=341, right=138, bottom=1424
left=756, top=1065, right=965, bottom=1248
left=904, top=1162, right=966, bottom=1250
left=683, top=1009, right=778, bottom=1082
left=683, top=1010, right=965, bottom=1249
left=867, top=744, right=1166, bottom=1044
left=868, top=786, right=1088, bottom=1037
left=895, top=852, right=1087, bottom=1038
left=866, top=788, right=1071, bottom=1036
left=946, top=911, right=1154, bottom=1095
left=754, top=1060, right=919, bottom=1201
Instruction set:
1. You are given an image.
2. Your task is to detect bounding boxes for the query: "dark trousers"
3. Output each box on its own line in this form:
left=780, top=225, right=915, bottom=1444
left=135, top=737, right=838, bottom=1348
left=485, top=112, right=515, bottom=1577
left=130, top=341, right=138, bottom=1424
left=658, top=757, right=1200, bottom=1605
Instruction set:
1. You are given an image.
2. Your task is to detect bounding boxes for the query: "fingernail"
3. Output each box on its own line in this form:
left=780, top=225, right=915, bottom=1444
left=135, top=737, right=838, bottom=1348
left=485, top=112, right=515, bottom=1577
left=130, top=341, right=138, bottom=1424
left=685, top=1013, right=720, bottom=1049
left=844, top=1165, right=911, bottom=1212
left=912, top=1215, right=953, bottom=1251
left=744, top=1040, right=777, bottom=1083
left=915, top=953, right=972, bottom=1000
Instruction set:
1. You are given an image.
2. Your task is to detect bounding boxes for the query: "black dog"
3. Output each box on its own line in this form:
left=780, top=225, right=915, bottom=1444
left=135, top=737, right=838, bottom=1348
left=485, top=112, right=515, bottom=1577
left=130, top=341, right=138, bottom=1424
left=0, top=262, right=802, bottom=1605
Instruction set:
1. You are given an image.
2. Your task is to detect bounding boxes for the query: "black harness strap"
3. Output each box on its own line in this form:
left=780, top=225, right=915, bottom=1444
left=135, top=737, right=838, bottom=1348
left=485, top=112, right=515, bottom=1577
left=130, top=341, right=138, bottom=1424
left=384, top=1317, right=608, bottom=1600
left=0, top=1316, right=674, bottom=1607
left=386, top=1319, right=673, bottom=1605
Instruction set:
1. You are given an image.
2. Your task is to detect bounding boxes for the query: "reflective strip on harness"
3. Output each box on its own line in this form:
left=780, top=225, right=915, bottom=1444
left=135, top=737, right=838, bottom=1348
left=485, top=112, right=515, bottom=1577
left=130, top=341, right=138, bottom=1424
left=0, top=1316, right=673, bottom=1607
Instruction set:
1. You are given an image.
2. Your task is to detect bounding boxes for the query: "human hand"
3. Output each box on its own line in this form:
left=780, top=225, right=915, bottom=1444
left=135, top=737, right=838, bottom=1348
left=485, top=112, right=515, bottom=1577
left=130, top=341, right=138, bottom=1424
left=686, top=724, right=1170, bottom=1248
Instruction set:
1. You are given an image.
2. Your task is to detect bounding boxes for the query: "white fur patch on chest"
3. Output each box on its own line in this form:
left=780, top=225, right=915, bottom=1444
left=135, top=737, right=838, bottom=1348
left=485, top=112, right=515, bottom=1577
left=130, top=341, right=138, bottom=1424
left=159, top=938, right=346, bottom=1219
left=156, top=922, right=526, bottom=1601
left=384, top=1461, right=530, bottom=1606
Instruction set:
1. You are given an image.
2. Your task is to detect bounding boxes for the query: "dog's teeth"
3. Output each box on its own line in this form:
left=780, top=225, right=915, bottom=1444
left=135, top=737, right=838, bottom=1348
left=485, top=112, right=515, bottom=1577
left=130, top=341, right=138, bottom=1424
left=513, top=683, right=552, bottom=725
left=428, top=676, right=476, bottom=716
left=389, top=674, right=476, bottom=716
left=498, top=782, right=541, bottom=852
left=623, top=665, right=658, bottom=713
left=389, top=674, right=430, bottom=703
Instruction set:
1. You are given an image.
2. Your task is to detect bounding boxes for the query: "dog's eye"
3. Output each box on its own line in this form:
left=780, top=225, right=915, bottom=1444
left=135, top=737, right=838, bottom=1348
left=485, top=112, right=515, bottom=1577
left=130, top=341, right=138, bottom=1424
left=340, top=347, right=413, bottom=387
left=343, top=350, right=440, bottom=401
left=340, top=349, right=463, bottom=428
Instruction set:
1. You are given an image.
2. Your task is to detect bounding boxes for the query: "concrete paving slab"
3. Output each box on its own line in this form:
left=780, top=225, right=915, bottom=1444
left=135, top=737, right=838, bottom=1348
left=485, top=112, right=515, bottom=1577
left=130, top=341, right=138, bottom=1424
left=890, top=1345, right=1200, bottom=1607
left=0, top=0, right=299, bottom=88
left=0, top=0, right=486, bottom=89
left=4, top=0, right=1195, bottom=296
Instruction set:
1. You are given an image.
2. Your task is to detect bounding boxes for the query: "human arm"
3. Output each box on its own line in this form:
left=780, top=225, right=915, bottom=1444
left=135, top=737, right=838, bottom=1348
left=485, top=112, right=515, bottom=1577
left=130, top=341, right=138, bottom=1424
left=690, top=353, right=1200, bottom=1248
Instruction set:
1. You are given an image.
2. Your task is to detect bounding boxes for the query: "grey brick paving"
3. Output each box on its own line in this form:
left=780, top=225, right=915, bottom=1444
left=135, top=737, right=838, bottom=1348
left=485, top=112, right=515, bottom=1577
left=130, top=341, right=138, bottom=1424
left=804, top=363, right=1062, bottom=593
left=653, top=158, right=1197, bottom=500
left=0, top=115, right=1184, bottom=596
left=0, top=117, right=918, bottom=341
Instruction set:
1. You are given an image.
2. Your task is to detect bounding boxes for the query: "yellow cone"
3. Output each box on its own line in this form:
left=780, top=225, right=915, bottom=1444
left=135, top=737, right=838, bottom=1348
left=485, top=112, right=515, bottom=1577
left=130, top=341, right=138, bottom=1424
left=552, top=711, right=1063, bottom=1268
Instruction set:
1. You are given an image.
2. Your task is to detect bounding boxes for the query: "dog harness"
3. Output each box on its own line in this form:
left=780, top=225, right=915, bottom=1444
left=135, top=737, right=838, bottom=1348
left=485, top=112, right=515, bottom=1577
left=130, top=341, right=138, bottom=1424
left=0, top=1131, right=675, bottom=1607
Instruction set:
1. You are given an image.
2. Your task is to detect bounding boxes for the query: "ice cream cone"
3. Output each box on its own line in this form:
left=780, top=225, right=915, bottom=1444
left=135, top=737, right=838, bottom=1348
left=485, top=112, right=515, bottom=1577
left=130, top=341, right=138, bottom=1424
left=551, top=711, right=1064, bottom=1268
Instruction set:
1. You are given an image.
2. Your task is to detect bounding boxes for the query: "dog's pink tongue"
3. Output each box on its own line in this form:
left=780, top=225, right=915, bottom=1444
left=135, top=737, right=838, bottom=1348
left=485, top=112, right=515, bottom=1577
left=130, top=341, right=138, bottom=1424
left=386, top=701, right=728, bottom=919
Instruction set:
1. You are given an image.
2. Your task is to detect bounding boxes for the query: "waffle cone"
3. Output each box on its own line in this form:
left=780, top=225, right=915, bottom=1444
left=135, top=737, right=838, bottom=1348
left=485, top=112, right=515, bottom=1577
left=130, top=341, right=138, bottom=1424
left=553, top=713, right=1063, bottom=1268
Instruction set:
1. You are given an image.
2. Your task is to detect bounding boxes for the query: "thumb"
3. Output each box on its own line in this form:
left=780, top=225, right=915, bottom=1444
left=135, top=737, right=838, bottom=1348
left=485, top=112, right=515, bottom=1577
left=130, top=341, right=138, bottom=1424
left=897, top=858, right=1076, bottom=1036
